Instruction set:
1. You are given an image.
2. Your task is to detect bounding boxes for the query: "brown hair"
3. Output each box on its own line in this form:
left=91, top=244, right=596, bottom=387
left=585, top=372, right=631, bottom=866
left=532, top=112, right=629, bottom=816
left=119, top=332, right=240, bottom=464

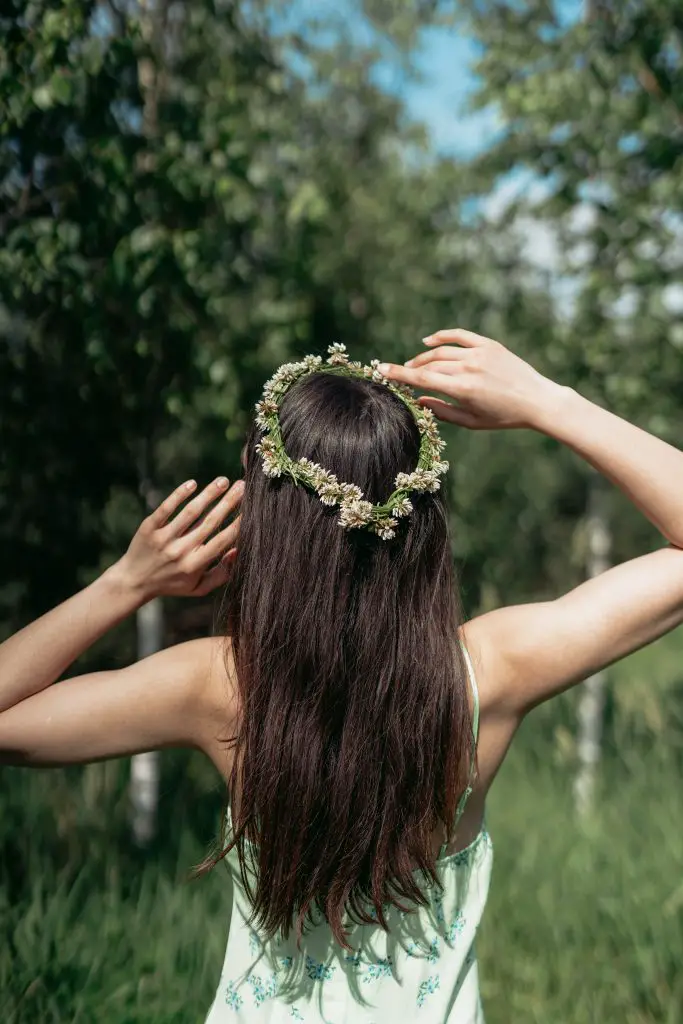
left=206, top=369, right=471, bottom=948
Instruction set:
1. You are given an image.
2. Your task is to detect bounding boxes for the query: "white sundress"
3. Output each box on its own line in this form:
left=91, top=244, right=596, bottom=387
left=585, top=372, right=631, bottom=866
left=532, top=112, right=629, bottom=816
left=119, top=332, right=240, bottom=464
left=205, top=652, right=493, bottom=1024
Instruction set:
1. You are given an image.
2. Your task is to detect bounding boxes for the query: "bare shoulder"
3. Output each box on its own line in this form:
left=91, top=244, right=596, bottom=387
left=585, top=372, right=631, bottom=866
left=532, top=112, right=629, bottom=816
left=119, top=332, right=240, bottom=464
left=128, top=634, right=238, bottom=778
left=181, top=635, right=239, bottom=779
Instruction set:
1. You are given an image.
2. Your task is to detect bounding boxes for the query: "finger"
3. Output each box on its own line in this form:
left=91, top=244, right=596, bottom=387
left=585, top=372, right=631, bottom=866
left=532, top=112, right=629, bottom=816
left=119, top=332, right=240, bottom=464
left=405, top=347, right=471, bottom=369
left=200, top=515, right=241, bottom=564
left=418, top=397, right=481, bottom=429
left=186, top=480, right=244, bottom=545
left=147, top=480, right=198, bottom=528
left=404, top=360, right=468, bottom=379
left=378, top=361, right=464, bottom=395
left=422, top=329, right=490, bottom=348
left=164, top=476, right=231, bottom=538
left=192, top=550, right=237, bottom=597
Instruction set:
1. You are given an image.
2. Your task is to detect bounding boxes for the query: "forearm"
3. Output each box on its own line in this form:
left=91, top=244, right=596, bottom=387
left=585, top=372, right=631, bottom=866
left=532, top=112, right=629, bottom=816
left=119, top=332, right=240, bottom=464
left=536, top=385, right=683, bottom=548
left=0, top=563, right=144, bottom=714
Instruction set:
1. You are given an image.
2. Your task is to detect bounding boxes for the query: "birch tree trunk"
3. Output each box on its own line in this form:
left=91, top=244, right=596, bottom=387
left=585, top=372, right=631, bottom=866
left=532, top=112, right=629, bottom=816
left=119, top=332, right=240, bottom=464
left=130, top=596, right=164, bottom=845
left=129, top=464, right=163, bottom=844
left=127, top=0, right=170, bottom=848
left=573, top=475, right=612, bottom=817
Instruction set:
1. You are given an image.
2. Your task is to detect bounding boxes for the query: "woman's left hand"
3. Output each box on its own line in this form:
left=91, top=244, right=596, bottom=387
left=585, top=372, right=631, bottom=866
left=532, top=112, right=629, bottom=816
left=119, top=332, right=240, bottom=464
left=114, top=477, right=244, bottom=602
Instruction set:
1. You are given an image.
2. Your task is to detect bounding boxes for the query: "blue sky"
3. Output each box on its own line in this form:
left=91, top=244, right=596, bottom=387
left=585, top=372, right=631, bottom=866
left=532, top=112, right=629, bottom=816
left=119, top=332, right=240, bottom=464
left=397, top=28, right=499, bottom=158
left=271, top=1, right=582, bottom=158
left=398, top=1, right=580, bottom=157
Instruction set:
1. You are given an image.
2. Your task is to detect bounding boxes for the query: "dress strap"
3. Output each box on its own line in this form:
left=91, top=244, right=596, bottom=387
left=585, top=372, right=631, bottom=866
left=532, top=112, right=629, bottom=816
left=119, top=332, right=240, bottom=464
left=439, top=645, right=479, bottom=857
left=463, top=645, right=480, bottom=746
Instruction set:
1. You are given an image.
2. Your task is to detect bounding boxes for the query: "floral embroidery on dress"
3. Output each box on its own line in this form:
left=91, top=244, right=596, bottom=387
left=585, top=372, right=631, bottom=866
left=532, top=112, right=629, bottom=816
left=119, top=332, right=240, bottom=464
left=344, top=951, right=363, bottom=970
left=248, top=929, right=262, bottom=955
left=417, top=973, right=441, bottom=1008
left=446, top=911, right=466, bottom=944
left=305, top=955, right=335, bottom=981
left=290, top=1009, right=304, bottom=1021
left=343, top=950, right=393, bottom=982
left=364, top=957, right=393, bottom=982
left=225, top=981, right=243, bottom=1010
left=433, top=889, right=446, bottom=927
left=406, top=938, right=440, bottom=963
left=247, top=971, right=278, bottom=1006
left=451, top=846, right=473, bottom=868
left=279, top=955, right=294, bottom=969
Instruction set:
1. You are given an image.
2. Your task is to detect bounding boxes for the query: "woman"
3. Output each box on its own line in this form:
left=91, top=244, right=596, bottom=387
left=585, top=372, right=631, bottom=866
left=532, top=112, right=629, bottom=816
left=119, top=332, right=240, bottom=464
left=2, top=329, right=682, bottom=1023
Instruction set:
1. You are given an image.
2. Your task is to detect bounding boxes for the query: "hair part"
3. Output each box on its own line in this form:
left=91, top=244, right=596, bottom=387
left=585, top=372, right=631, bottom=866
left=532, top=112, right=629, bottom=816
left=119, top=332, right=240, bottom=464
left=197, top=370, right=472, bottom=948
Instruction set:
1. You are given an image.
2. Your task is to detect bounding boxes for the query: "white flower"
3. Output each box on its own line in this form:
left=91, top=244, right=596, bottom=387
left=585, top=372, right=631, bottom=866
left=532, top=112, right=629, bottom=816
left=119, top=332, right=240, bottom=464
left=416, top=409, right=438, bottom=435
left=340, top=482, right=363, bottom=501
left=261, top=454, right=283, bottom=478
left=303, top=354, right=323, bottom=370
left=395, top=468, right=441, bottom=493
left=434, top=460, right=449, bottom=475
left=395, top=471, right=415, bottom=490
left=318, top=482, right=343, bottom=506
left=314, top=467, right=337, bottom=488
left=373, top=516, right=399, bottom=540
left=368, top=359, right=387, bottom=383
left=327, top=343, right=349, bottom=365
left=255, top=437, right=276, bottom=455
left=255, top=398, right=278, bottom=427
left=392, top=496, right=413, bottom=518
left=339, top=498, right=374, bottom=528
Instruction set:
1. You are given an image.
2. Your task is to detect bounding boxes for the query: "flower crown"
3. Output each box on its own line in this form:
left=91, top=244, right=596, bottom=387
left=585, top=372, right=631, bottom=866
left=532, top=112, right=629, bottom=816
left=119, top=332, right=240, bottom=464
left=253, top=343, right=449, bottom=540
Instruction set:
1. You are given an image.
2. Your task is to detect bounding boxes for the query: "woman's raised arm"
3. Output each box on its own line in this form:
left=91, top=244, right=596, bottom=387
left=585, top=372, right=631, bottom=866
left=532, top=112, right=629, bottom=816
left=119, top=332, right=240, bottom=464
left=0, top=477, right=242, bottom=768
left=382, top=330, right=683, bottom=714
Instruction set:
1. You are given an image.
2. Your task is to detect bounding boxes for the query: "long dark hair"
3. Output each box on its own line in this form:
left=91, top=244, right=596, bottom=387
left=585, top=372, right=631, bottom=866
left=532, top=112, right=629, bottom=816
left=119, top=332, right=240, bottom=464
left=209, top=369, right=472, bottom=948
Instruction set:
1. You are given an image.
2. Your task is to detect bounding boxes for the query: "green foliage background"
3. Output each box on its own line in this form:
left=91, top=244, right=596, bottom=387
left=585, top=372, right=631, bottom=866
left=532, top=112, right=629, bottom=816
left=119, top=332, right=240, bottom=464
left=1, top=1, right=682, bottom=1020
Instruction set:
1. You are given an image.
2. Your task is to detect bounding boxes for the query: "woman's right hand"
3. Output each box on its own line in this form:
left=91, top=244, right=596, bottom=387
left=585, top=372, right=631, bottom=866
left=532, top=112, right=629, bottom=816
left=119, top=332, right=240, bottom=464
left=113, top=477, right=243, bottom=603
left=379, top=329, right=562, bottom=431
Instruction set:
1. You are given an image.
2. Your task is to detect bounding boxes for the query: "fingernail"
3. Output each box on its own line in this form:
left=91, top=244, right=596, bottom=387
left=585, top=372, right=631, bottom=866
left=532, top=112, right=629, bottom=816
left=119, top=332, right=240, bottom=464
left=186, top=480, right=196, bottom=490
left=378, top=362, right=390, bottom=374
left=233, top=479, right=245, bottom=493
left=216, top=476, right=229, bottom=488
left=422, top=335, right=435, bottom=344
left=405, top=358, right=414, bottom=367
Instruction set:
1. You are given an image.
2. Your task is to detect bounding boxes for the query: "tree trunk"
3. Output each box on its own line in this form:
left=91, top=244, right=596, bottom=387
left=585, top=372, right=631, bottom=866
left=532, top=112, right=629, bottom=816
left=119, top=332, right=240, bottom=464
left=573, top=475, right=612, bottom=817
left=130, top=597, right=164, bottom=845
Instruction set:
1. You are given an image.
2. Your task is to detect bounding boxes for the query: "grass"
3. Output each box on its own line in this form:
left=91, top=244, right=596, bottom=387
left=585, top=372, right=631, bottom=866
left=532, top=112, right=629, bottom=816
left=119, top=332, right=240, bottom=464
left=2, top=633, right=682, bottom=1023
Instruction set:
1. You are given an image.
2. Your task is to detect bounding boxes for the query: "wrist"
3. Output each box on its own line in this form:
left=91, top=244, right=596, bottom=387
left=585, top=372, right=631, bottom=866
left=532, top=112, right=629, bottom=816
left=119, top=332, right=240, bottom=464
left=101, top=558, right=154, bottom=610
left=527, top=380, right=581, bottom=435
